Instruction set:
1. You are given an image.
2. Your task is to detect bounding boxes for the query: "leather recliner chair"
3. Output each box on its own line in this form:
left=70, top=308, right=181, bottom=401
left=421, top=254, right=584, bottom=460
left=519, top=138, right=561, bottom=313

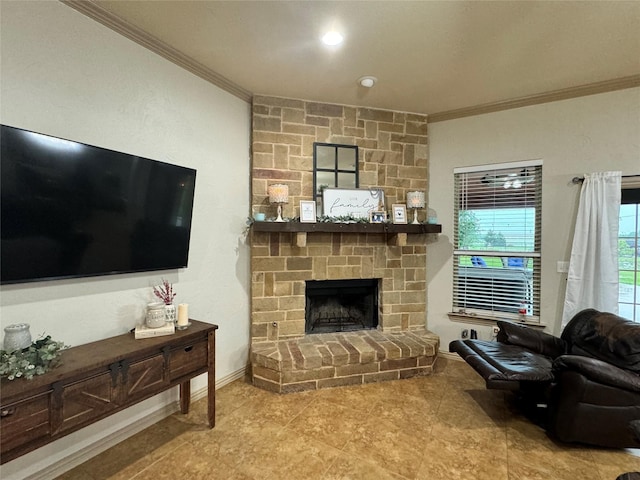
left=450, top=309, right=640, bottom=448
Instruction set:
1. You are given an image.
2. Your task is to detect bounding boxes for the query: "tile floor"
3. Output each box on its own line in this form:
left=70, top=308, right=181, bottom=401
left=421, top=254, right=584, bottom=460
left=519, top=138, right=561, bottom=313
left=57, top=357, right=640, bottom=480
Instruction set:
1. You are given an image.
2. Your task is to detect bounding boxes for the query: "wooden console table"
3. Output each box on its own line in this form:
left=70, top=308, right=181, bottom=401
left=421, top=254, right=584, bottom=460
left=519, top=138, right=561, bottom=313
left=0, top=319, right=218, bottom=464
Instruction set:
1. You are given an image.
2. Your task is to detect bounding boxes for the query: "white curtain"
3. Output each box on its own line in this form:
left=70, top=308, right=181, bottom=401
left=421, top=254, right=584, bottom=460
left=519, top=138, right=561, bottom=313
left=562, top=171, right=621, bottom=328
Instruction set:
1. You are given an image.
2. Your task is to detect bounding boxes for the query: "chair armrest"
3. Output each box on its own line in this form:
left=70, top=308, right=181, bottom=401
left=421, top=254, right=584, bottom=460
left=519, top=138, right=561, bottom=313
left=553, top=355, right=640, bottom=393
left=497, top=321, right=566, bottom=358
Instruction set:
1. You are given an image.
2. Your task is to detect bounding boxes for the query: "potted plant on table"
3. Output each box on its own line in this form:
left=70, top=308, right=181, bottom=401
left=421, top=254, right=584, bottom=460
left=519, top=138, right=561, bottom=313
left=153, top=279, right=177, bottom=324
left=0, top=335, right=67, bottom=380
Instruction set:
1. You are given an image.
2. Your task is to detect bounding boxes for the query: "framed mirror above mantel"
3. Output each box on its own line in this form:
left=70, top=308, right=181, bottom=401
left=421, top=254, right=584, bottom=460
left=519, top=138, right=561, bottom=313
left=314, top=142, right=359, bottom=214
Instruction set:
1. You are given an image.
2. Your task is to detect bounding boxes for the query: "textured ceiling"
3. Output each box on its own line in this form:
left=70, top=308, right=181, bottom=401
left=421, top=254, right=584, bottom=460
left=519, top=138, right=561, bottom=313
left=85, top=0, right=640, bottom=116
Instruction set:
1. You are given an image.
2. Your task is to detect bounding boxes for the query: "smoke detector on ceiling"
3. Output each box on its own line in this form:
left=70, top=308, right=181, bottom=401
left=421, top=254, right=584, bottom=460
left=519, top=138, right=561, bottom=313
left=358, top=76, right=377, bottom=88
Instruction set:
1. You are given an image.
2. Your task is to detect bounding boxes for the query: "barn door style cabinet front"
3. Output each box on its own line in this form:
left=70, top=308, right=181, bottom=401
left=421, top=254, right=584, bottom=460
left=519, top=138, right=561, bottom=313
left=0, top=320, right=217, bottom=464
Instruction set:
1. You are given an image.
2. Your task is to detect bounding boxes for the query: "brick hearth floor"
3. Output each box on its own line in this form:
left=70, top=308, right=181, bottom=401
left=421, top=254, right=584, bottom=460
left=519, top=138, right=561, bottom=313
left=57, top=358, right=639, bottom=480
left=251, top=329, right=439, bottom=393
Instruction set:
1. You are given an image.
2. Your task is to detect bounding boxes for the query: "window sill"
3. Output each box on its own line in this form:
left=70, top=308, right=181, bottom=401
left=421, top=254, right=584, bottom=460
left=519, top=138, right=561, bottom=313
left=447, top=312, right=546, bottom=330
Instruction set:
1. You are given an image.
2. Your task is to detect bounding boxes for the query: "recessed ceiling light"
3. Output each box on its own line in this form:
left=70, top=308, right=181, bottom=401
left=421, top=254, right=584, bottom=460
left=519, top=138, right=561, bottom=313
left=358, top=76, right=377, bottom=88
left=322, top=31, right=343, bottom=46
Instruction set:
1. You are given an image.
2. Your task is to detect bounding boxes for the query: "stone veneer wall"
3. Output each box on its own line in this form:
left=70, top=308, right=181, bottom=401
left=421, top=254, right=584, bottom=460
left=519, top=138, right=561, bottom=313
left=251, top=96, right=429, bottom=343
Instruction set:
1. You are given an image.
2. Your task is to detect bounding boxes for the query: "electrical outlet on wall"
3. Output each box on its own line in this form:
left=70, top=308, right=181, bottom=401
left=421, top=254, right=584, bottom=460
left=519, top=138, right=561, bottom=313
left=492, top=326, right=500, bottom=338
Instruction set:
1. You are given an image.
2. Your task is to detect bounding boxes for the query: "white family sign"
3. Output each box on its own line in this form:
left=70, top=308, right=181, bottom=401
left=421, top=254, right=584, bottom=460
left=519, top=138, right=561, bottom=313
left=322, top=188, right=385, bottom=219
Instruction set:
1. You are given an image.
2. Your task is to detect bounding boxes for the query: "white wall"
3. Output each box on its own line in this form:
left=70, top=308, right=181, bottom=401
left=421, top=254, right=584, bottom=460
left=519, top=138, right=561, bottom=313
left=0, top=2, right=251, bottom=478
left=427, top=88, right=640, bottom=349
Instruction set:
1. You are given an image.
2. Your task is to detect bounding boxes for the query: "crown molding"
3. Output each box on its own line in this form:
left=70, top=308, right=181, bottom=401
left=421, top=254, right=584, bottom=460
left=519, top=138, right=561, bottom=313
left=428, top=75, right=640, bottom=123
left=61, top=0, right=252, bottom=103
left=60, top=1, right=639, bottom=120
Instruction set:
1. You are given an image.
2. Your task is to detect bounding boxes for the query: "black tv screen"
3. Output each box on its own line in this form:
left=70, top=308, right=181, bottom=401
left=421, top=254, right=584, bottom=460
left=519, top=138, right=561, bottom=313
left=1, top=125, right=196, bottom=285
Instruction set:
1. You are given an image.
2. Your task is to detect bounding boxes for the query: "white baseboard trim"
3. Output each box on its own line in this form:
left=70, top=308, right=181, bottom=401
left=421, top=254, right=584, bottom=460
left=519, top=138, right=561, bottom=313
left=23, top=364, right=249, bottom=480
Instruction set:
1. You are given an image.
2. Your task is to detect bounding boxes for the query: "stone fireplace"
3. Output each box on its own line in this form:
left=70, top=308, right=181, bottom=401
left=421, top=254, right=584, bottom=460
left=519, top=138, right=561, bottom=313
left=249, top=96, right=439, bottom=393
left=306, top=278, right=379, bottom=334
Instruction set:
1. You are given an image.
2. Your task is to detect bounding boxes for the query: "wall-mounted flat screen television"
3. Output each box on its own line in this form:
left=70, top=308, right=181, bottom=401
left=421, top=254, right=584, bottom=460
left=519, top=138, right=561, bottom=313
left=1, top=125, right=197, bottom=285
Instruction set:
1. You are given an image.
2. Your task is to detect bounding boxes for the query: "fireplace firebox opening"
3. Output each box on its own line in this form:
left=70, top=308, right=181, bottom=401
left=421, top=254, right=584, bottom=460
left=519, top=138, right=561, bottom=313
left=305, top=279, right=379, bottom=334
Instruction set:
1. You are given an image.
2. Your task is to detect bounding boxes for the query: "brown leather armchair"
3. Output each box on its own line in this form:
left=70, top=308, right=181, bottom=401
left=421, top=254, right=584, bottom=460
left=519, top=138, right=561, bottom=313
left=450, top=309, right=640, bottom=448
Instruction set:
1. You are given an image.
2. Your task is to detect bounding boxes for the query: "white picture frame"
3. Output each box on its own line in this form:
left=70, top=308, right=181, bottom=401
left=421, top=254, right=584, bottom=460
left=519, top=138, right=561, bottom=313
left=322, top=188, right=385, bottom=219
left=299, top=200, right=317, bottom=223
left=392, top=204, right=407, bottom=224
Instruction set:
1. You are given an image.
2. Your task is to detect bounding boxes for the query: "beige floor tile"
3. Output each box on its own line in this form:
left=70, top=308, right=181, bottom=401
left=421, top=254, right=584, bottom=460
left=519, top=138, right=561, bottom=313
left=54, top=468, right=94, bottom=480
left=431, top=356, right=452, bottom=375
left=54, top=360, right=637, bottom=480
left=507, top=448, right=603, bottom=480
left=412, top=374, right=452, bottom=400
left=435, top=357, right=474, bottom=378
left=232, top=427, right=341, bottom=480
left=417, top=436, right=508, bottom=480
left=185, top=412, right=285, bottom=469
left=590, top=448, right=640, bottom=479
left=506, top=416, right=572, bottom=455
left=436, top=388, right=506, bottom=429
left=218, top=386, right=314, bottom=428
left=438, top=360, right=488, bottom=392
left=314, top=381, right=387, bottom=412
left=215, top=377, right=272, bottom=419
left=60, top=417, right=192, bottom=480
left=285, top=398, right=368, bottom=450
left=429, top=422, right=507, bottom=455
left=376, top=376, right=432, bottom=401
left=342, top=416, right=427, bottom=479
left=321, top=453, right=409, bottom=480
left=118, top=449, right=239, bottom=480
left=368, top=394, right=438, bottom=443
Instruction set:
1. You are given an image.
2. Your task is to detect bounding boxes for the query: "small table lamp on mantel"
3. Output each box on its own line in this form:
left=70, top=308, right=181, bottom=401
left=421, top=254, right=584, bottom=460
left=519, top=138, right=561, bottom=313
left=406, top=191, right=425, bottom=224
left=268, top=184, right=289, bottom=222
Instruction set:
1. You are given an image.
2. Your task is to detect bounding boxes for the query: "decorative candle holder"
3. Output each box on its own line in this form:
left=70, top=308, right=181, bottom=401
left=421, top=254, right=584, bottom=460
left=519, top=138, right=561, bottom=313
left=268, top=184, right=289, bottom=222
left=406, top=191, right=425, bottom=224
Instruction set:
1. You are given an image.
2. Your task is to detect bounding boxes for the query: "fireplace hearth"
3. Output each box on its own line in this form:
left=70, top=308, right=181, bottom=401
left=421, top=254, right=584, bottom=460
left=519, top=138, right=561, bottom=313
left=306, top=279, right=378, bottom=334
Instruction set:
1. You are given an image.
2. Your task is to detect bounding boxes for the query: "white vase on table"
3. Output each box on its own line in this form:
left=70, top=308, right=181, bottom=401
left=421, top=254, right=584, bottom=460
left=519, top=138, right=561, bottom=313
left=164, top=304, right=177, bottom=324
left=3, top=323, right=32, bottom=352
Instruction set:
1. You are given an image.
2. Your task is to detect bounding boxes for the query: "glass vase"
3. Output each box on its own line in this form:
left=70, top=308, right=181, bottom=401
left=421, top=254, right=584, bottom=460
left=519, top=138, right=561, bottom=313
left=3, top=323, right=32, bottom=352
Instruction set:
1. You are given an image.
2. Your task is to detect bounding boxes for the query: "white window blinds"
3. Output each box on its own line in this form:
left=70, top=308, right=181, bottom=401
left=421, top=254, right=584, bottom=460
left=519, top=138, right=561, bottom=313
left=453, top=161, right=542, bottom=321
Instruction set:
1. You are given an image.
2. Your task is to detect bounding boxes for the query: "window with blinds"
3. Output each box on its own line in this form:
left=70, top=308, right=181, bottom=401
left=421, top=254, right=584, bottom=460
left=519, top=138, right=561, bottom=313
left=453, top=161, right=542, bottom=321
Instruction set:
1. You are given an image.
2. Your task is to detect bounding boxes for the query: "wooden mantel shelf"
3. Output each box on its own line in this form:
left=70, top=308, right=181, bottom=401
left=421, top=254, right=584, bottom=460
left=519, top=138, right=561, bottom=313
left=252, top=222, right=442, bottom=234
left=251, top=222, right=442, bottom=246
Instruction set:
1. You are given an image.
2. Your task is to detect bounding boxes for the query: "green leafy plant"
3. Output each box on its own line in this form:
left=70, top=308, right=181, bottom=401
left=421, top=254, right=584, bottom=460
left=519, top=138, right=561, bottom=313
left=317, top=214, right=372, bottom=224
left=0, top=336, right=67, bottom=380
left=458, top=210, right=480, bottom=248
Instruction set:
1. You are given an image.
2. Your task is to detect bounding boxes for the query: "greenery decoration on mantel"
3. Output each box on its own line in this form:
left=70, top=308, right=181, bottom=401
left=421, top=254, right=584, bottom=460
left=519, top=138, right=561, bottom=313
left=0, top=336, right=67, bottom=380
left=316, top=215, right=372, bottom=224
